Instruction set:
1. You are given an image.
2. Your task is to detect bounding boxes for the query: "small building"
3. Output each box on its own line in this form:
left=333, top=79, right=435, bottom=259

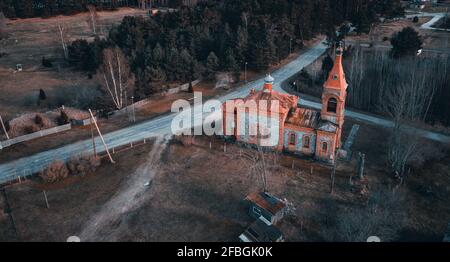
left=245, top=192, right=287, bottom=225
left=239, top=218, right=284, bottom=242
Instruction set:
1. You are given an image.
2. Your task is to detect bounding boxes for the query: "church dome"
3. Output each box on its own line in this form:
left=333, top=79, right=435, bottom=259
left=264, top=74, right=274, bottom=83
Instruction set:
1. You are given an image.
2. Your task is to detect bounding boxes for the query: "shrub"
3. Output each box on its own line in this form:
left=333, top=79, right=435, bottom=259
left=42, top=57, right=53, bottom=68
left=35, top=114, right=43, bottom=126
left=58, top=110, right=70, bottom=125
left=34, top=113, right=52, bottom=128
left=39, top=161, right=69, bottom=183
left=24, top=125, right=39, bottom=134
left=49, top=85, right=101, bottom=110
left=39, top=89, right=47, bottom=100
left=67, top=154, right=100, bottom=176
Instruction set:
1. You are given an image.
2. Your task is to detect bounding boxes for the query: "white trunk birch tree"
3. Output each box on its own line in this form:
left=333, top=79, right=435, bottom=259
left=98, top=47, right=135, bottom=110
left=87, top=5, right=99, bottom=35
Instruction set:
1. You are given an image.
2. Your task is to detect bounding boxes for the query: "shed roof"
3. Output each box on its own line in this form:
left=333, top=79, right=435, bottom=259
left=245, top=192, right=286, bottom=216
left=239, top=219, right=283, bottom=242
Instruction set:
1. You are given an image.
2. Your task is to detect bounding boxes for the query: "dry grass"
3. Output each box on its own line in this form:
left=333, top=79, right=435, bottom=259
left=1, top=106, right=90, bottom=139
left=0, top=8, right=147, bottom=120
left=1, top=123, right=449, bottom=241
left=7, top=112, right=55, bottom=137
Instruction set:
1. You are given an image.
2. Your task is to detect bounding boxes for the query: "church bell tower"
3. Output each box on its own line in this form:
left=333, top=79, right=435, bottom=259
left=321, top=43, right=348, bottom=147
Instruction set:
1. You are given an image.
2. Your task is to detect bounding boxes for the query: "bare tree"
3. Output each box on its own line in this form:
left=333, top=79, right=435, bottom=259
left=0, top=12, right=6, bottom=39
left=97, top=47, right=135, bottom=110
left=87, top=5, right=99, bottom=35
left=57, top=22, right=69, bottom=60
left=138, top=0, right=152, bottom=9
left=334, top=188, right=405, bottom=242
left=239, top=146, right=283, bottom=193
left=380, top=73, right=436, bottom=180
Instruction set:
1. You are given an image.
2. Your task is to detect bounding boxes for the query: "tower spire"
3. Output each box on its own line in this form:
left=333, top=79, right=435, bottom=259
left=323, top=42, right=348, bottom=92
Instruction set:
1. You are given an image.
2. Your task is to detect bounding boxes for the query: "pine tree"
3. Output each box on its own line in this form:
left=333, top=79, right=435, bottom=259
left=391, top=27, right=422, bottom=58
left=179, top=49, right=194, bottom=82
left=225, top=49, right=240, bottom=82
left=39, top=89, right=47, bottom=101
left=321, top=54, right=334, bottom=79
left=235, top=25, right=248, bottom=65
left=205, top=52, right=219, bottom=80
left=152, top=43, right=164, bottom=64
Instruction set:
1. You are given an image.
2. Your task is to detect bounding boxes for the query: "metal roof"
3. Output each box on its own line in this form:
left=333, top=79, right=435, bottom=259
left=245, top=192, right=287, bottom=216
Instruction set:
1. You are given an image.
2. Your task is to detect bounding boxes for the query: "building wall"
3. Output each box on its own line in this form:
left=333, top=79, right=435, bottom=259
left=235, top=110, right=283, bottom=149
left=283, top=128, right=316, bottom=156
left=315, top=130, right=336, bottom=162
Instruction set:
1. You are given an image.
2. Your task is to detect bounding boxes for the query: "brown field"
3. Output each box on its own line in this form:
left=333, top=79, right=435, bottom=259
left=0, top=8, right=149, bottom=120
left=0, top=119, right=449, bottom=242
left=346, top=15, right=450, bottom=51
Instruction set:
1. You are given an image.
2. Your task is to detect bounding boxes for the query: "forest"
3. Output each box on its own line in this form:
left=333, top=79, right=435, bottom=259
left=62, top=0, right=405, bottom=98
left=0, top=0, right=138, bottom=18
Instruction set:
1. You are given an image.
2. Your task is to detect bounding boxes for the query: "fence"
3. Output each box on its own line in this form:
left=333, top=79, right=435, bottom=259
left=71, top=117, right=96, bottom=126
left=114, top=79, right=201, bottom=116
left=0, top=124, right=71, bottom=150
left=162, top=79, right=201, bottom=96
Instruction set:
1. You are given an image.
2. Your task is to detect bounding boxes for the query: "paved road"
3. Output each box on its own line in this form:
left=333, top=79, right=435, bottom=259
left=0, top=42, right=328, bottom=184
left=1, top=40, right=450, bottom=184
left=345, top=40, right=450, bottom=55
left=406, top=12, right=450, bottom=31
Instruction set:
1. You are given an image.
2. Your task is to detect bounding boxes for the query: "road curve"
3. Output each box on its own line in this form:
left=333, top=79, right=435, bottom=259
left=0, top=42, right=328, bottom=184
left=1, top=40, right=450, bottom=184
left=406, top=12, right=450, bottom=31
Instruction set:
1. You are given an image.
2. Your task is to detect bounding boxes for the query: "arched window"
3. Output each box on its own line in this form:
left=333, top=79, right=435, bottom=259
left=303, top=136, right=310, bottom=148
left=327, top=98, right=338, bottom=113
left=289, top=133, right=296, bottom=145
left=322, top=142, right=328, bottom=153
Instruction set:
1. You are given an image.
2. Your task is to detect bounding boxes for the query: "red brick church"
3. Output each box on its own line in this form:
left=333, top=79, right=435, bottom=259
left=222, top=46, right=348, bottom=163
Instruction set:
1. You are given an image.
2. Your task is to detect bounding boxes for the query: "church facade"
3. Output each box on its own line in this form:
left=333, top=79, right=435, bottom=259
left=222, top=46, right=348, bottom=163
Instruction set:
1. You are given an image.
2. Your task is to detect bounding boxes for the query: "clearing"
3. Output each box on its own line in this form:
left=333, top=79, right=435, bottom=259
left=1, top=119, right=449, bottom=242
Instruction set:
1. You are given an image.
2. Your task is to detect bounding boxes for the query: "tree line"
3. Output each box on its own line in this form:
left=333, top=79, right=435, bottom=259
left=66, top=0, right=405, bottom=99
left=0, top=0, right=138, bottom=18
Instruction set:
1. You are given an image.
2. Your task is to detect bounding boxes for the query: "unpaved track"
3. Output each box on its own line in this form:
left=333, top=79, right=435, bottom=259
left=78, top=135, right=170, bottom=242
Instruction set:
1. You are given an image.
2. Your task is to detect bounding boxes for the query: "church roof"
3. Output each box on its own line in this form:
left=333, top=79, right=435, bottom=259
left=239, top=89, right=296, bottom=114
left=285, top=107, right=321, bottom=129
left=317, top=121, right=338, bottom=133
left=264, top=74, right=274, bottom=83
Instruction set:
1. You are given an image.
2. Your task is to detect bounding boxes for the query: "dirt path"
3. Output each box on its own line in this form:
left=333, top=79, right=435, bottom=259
left=78, top=135, right=170, bottom=242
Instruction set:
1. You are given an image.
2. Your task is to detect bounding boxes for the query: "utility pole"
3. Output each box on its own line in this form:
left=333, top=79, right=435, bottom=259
left=358, top=152, right=366, bottom=180
left=90, top=122, right=97, bottom=157
left=88, top=109, right=115, bottom=164
left=244, top=62, right=248, bottom=83
left=330, top=154, right=336, bottom=194
left=258, top=147, right=268, bottom=193
left=0, top=114, right=9, bottom=140
left=43, top=190, right=50, bottom=209
left=131, top=96, right=136, bottom=122
left=289, top=38, right=292, bottom=54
